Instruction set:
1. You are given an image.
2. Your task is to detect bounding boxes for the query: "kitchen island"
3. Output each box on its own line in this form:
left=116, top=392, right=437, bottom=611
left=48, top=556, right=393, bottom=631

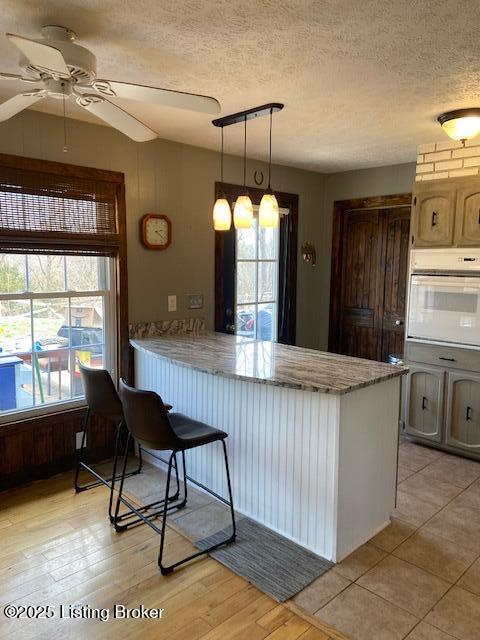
left=131, top=332, right=406, bottom=562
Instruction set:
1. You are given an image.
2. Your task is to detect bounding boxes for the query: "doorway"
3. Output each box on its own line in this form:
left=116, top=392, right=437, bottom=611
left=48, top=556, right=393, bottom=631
left=328, top=194, right=412, bottom=362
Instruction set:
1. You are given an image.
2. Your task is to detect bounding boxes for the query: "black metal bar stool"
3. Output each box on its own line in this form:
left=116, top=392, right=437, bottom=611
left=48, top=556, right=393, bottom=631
left=75, top=365, right=178, bottom=523
left=115, top=379, right=236, bottom=575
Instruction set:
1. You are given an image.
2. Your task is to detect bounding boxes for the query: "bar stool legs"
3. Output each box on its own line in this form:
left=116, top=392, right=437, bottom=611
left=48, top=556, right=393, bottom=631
left=74, top=409, right=143, bottom=497
left=112, top=432, right=182, bottom=532
left=158, top=442, right=236, bottom=576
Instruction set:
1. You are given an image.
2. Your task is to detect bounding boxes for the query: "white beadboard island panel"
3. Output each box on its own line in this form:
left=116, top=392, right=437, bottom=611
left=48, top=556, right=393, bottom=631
left=134, top=344, right=400, bottom=562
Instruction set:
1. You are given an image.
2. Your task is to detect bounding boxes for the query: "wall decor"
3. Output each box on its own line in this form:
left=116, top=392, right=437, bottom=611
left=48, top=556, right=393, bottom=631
left=141, top=214, right=172, bottom=250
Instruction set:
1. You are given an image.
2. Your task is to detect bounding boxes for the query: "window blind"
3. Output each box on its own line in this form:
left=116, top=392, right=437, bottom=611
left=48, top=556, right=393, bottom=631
left=0, top=163, right=121, bottom=256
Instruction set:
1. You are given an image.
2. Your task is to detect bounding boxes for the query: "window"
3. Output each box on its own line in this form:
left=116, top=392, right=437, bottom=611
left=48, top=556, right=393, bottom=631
left=0, top=253, right=116, bottom=420
left=235, top=218, right=279, bottom=341
left=0, top=155, right=127, bottom=425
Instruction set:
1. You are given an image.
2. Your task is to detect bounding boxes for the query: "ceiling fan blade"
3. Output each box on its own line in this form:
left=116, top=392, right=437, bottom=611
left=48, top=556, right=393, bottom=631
left=93, top=79, right=221, bottom=115
left=0, top=91, right=45, bottom=122
left=76, top=94, right=157, bottom=142
left=6, top=33, right=70, bottom=78
left=0, top=72, right=39, bottom=83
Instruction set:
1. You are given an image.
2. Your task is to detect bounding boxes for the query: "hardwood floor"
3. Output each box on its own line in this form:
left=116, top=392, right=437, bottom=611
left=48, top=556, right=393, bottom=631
left=0, top=472, right=335, bottom=640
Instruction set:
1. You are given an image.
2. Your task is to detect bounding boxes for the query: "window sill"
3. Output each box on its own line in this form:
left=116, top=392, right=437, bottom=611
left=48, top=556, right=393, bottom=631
left=0, top=398, right=87, bottom=427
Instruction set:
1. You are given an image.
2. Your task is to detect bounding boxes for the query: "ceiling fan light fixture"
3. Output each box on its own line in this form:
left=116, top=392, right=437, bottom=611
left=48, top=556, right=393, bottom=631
left=438, top=108, right=480, bottom=143
left=259, top=191, right=279, bottom=228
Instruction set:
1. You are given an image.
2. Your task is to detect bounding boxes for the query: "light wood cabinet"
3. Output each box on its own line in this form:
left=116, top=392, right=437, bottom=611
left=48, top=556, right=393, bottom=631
left=455, top=187, right=480, bottom=246
left=412, top=176, right=480, bottom=248
left=404, top=364, right=444, bottom=442
left=445, top=371, right=480, bottom=452
left=412, top=187, right=455, bottom=247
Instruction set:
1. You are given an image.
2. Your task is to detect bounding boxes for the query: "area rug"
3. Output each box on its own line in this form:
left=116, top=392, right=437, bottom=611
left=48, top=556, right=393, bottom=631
left=195, top=516, right=333, bottom=602
left=115, top=460, right=333, bottom=602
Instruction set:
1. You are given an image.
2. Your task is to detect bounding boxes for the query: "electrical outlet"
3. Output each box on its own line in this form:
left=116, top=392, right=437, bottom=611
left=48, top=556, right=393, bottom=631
left=76, top=431, right=86, bottom=449
left=187, top=293, right=204, bottom=309
left=168, top=295, right=177, bottom=312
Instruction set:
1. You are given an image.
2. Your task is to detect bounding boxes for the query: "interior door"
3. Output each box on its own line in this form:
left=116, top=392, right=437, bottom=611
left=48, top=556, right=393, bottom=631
left=337, top=206, right=410, bottom=361
left=339, top=209, right=382, bottom=360
left=380, top=207, right=411, bottom=360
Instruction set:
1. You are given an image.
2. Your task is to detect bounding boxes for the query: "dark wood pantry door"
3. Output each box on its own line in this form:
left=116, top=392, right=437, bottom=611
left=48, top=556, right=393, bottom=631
left=329, top=194, right=411, bottom=362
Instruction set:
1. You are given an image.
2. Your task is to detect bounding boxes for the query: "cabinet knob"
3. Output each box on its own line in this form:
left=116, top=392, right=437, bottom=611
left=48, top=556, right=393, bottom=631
left=395, top=319, right=403, bottom=326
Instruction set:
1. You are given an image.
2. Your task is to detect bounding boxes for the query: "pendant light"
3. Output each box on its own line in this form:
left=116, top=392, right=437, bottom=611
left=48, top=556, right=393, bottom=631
left=212, top=126, right=232, bottom=231
left=259, top=107, right=279, bottom=228
left=233, top=115, right=253, bottom=229
left=438, top=108, right=480, bottom=145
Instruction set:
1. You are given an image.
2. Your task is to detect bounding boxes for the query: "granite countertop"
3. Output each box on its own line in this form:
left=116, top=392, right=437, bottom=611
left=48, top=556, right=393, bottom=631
left=130, top=332, right=407, bottom=395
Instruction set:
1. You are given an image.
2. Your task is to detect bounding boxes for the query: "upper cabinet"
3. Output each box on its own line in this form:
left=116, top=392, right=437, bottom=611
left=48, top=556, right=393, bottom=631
left=412, top=176, right=480, bottom=248
left=455, top=186, right=480, bottom=245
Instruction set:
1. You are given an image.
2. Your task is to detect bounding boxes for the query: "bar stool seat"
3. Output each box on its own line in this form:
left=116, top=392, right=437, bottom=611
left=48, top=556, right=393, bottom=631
left=114, top=379, right=236, bottom=575
left=169, top=413, right=227, bottom=448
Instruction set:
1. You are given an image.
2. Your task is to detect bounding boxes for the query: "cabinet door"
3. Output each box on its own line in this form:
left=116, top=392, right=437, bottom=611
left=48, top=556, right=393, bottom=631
left=454, top=187, right=480, bottom=246
left=412, top=188, right=455, bottom=247
left=445, top=371, right=480, bottom=452
left=405, top=365, right=444, bottom=442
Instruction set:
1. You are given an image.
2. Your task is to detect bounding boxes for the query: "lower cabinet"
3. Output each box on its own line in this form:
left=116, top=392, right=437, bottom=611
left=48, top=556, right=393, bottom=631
left=405, top=365, right=444, bottom=442
left=445, top=371, right=480, bottom=452
left=404, top=362, right=480, bottom=457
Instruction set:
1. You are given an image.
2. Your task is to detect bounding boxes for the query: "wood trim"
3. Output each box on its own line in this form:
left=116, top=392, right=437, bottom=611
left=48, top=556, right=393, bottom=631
left=214, top=182, right=298, bottom=344
left=328, top=193, right=412, bottom=354
left=0, top=152, right=125, bottom=183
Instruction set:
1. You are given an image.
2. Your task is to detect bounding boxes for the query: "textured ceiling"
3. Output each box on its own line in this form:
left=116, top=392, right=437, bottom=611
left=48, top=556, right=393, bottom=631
left=0, top=0, right=480, bottom=172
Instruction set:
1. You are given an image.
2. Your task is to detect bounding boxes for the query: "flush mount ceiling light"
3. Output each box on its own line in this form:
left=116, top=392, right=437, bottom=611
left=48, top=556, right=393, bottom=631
left=212, top=103, right=284, bottom=230
left=437, top=108, right=480, bottom=145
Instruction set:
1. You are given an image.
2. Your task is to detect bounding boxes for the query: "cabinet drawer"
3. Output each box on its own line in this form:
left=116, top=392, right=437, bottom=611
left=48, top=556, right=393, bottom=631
left=405, top=342, right=480, bottom=373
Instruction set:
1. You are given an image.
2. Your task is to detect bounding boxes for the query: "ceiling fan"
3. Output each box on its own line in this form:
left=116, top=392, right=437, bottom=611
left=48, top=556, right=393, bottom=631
left=0, top=25, right=221, bottom=142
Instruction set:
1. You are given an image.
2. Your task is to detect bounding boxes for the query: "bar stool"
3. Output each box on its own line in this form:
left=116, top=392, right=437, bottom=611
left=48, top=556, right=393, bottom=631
left=114, top=379, right=236, bottom=575
left=75, top=365, right=178, bottom=523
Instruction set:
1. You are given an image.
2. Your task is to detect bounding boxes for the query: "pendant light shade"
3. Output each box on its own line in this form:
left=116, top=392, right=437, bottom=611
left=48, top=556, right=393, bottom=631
left=212, top=126, right=232, bottom=230
left=259, top=107, right=279, bottom=228
left=234, top=194, right=253, bottom=229
left=438, top=108, right=480, bottom=143
left=259, top=192, right=279, bottom=228
left=213, top=197, right=232, bottom=230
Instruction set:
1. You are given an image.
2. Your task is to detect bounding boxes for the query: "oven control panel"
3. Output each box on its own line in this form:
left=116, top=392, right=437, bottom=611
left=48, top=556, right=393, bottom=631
left=411, top=248, right=480, bottom=272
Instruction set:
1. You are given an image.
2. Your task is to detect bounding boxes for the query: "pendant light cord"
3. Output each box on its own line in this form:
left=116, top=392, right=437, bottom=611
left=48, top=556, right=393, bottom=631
left=268, top=107, right=273, bottom=190
left=220, top=126, right=224, bottom=183
left=62, top=83, right=68, bottom=153
left=243, top=115, right=247, bottom=191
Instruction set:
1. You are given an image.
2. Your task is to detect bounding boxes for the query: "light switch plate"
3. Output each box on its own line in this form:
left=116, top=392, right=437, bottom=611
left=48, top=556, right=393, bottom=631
left=168, top=295, right=177, bottom=312
left=187, top=293, right=204, bottom=309
left=75, top=431, right=85, bottom=449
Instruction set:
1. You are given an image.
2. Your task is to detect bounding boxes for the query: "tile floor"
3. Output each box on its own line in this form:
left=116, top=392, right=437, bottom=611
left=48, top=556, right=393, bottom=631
left=293, top=441, right=480, bottom=640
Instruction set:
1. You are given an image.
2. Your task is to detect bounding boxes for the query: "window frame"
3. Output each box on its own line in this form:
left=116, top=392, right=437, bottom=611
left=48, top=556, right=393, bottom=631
left=0, top=255, right=117, bottom=424
left=235, top=218, right=280, bottom=342
left=0, top=153, right=129, bottom=428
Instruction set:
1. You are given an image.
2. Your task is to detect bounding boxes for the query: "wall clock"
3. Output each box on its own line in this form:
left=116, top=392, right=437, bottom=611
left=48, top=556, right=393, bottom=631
left=141, top=214, right=172, bottom=250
